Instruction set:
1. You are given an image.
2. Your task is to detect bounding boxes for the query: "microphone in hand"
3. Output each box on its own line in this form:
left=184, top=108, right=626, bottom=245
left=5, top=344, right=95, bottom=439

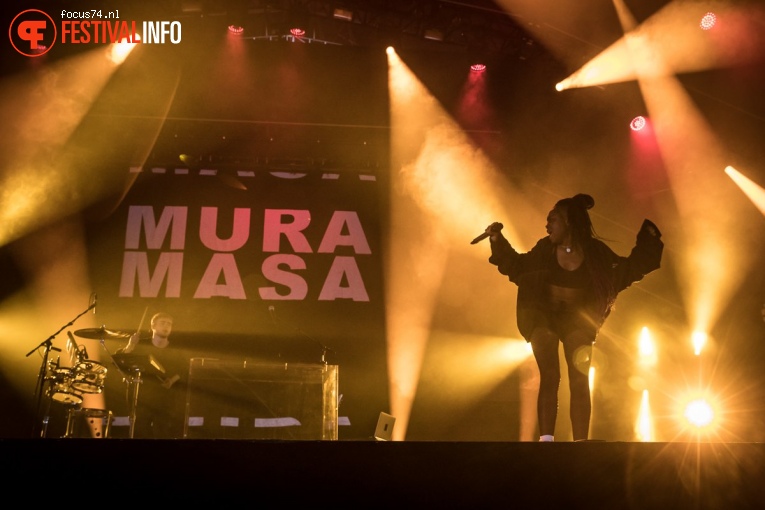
left=471, top=222, right=503, bottom=244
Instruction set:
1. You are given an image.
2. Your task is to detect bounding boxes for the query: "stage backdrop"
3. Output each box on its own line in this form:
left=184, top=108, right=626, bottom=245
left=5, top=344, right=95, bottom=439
left=85, top=165, right=388, bottom=439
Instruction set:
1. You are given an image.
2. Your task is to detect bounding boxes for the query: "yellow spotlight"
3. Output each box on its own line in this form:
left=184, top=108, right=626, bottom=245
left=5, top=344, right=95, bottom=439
left=684, top=398, right=714, bottom=428
left=499, top=338, right=534, bottom=363
left=635, top=389, right=653, bottom=441
left=691, top=331, right=707, bottom=356
left=725, top=165, right=765, bottom=216
left=638, top=326, right=657, bottom=366
left=108, top=36, right=139, bottom=64
left=674, top=390, right=724, bottom=440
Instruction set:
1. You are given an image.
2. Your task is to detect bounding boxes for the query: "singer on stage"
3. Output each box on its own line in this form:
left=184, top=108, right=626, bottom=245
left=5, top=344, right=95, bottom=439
left=480, top=193, right=663, bottom=442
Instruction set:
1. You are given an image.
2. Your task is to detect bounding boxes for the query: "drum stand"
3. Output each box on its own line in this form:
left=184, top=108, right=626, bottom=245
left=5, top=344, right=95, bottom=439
left=25, top=300, right=97, bottom=438
left=110, top=353, right=166, bottom=439
left=64, top=407, right=112, bottom=438
left=124, top=370, right=144, bottom=439
left=27, top=338, right=61, bottom=438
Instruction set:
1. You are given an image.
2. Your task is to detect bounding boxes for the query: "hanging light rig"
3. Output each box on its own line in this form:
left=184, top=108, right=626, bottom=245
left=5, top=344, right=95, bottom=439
left=630, top=115, right=647, bottom=132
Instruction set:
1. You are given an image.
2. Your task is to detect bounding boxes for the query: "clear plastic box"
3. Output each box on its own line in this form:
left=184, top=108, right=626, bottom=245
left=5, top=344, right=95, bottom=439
left=183, top=358, right=338, bottom=440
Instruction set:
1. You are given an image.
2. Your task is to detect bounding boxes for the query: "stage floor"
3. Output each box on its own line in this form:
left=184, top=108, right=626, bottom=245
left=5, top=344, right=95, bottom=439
left=4, top=439, right=764, bottom=508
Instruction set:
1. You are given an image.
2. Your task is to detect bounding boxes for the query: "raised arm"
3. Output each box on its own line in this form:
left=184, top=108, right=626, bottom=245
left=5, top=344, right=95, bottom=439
left=122, top=332, right=140, bottom=354
left=611, top=219, right=664, bottom=292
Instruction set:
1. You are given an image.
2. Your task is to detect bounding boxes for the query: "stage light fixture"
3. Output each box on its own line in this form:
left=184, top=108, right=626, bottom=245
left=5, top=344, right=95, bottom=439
left=227, top=5, right=247, bottom=35
left=467, top=47, right=488, bottom=73
left=333, top=8, right=353, bottom=22
left=691, top=331, right=707, bottom=356
left=637, top=326, right=657, bottom=367
left=684, top=399, right=714, bottom=428
left=287, top=4, right=309, bottom=39
left=424, top=28, right=444, bottom=42
left=700, top=12, right=717, bottom=30
left=635, top=389, right=653, bottom=442
left=181, top=1, right=202, bottom=14
left=630, top=116, right=646, bottom=131
left=109, top=38, right=138, bottom=64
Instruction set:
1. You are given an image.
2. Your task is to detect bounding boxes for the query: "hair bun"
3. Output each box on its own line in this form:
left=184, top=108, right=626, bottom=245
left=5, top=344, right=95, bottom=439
left=572, top=193, right=595, bottom=210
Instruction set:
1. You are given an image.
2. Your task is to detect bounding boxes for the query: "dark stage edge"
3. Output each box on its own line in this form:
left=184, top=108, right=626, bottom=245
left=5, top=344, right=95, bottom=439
left=5, top=439, right=764, bottom=508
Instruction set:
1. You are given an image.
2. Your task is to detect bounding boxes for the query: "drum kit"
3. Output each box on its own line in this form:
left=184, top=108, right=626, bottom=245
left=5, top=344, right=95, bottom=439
left=43, top=326, right=131, bottom=437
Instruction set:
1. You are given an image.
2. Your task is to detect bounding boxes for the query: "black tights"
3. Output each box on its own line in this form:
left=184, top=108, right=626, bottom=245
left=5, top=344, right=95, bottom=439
left=530, top=327, right=593, bottom=441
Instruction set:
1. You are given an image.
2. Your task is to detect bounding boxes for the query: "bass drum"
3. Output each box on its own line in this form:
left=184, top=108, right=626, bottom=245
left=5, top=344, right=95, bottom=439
left=71, top=360, right=108, bottom=394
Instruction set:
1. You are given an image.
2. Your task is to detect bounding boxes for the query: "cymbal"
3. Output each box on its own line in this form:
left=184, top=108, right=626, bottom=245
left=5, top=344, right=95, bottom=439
left=74, top=327, right=131, bottom=340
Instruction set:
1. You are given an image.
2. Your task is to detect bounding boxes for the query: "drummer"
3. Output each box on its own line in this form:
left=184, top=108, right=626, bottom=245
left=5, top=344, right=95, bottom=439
left=123, top=312, right=172, bottom=351
left=116, top=312, right=184, bottom=438
left=120, top=312, right=179, bottom=388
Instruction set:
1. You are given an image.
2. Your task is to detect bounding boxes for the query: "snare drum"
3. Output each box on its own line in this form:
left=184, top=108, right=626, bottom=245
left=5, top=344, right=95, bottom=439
left=47, top=368, right=83, bottom=405
left=48, top=366, right=73, bottom=384
left=71, top=360, right=107, bottom=394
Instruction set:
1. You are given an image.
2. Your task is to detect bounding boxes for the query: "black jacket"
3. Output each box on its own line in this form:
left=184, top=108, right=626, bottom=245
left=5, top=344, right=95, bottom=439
left=489, top=219, right=664, bottom=338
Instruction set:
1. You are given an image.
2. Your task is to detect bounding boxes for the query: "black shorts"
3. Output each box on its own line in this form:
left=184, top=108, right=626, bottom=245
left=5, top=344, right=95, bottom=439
left=517, top=307, right=597, bottom=343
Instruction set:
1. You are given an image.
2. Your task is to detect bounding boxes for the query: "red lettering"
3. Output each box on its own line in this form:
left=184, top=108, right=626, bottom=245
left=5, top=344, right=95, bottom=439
left=117, top=21, right=131, bottom=43
left=90, top=21, right=101, bottom=43
left=106, top=20, right=119, bottom=43
left=70, top=21, right=81, bottom=43
left=79, top=21, right=91, bottom=44
left=18, top=20, right=46, bottom=49
left=61, top=20, right=72, bottom=43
